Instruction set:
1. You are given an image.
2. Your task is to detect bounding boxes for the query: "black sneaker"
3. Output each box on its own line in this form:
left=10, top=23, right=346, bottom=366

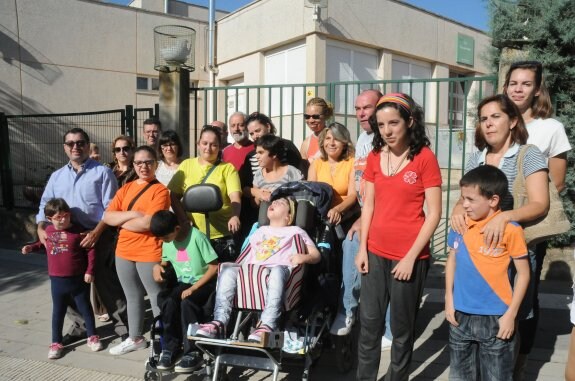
left=174, top=352, right=203, bottom=373
left=156, top=350, right=174, bottom=370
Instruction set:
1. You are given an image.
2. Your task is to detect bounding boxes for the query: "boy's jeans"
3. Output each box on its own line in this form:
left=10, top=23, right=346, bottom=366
left=449, top=311, right=516, bottom=381
left=213, top=264, right=289, bottom=330
left=342, top=233, right=392, bottom=340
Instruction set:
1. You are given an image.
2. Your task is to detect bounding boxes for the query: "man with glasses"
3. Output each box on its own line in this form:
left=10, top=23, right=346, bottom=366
left=143, top=118, right=162, bottom=146
left=36, top=128, right=128, bottom=345
left=222, top=112, right=253, bottom=172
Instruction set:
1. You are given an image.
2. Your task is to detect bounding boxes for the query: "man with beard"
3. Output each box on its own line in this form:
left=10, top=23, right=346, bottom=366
left=222, top=112, right=254, bottom=171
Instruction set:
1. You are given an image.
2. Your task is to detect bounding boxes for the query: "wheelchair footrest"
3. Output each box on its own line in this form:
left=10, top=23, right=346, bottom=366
left=218, top=353, right=278, bottom=372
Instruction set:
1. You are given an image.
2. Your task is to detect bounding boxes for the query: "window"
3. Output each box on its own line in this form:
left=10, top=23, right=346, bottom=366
left=326, top=43, right=378, bottom=114
left=264, top=43, right=307, bottom=117
left=226, top=77, right=246, bottom=117
left=136, top=76, right=159, bottom=91
left=448, top=72, right=467, bottom=130
left=391, top=58, right=432, bottom=112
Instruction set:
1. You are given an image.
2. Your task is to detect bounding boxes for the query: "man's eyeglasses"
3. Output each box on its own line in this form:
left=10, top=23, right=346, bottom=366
left=134, top=160, right=156, bottom=167
left=64, top=140, right=87, bottom=148
left=304, top=114, right=321, bottom=120
left=113, top=146, right=131, bottom=153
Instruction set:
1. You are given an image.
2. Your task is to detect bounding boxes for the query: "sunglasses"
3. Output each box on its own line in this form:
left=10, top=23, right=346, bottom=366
left=113, top=146, right=131, bottom=153
left=304, top=114, right=321, bottom=120
left=134, top=160, right=156, bottom=167
left=64, top=140, right=87, bottom=148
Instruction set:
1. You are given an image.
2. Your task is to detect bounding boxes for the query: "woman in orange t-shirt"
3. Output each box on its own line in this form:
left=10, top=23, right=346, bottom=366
left=307, top=122, right=356, bottom=226
left=103, top=145, right=170, bottom=356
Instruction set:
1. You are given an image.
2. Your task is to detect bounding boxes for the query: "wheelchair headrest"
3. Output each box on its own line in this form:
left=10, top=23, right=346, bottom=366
left=258, top=198, right=315, bottom=231
left=182, top=184, right=223, bottom=213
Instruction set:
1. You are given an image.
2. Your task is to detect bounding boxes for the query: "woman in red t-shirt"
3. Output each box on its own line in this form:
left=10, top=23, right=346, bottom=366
left=355, top=93, right=442, bottom=381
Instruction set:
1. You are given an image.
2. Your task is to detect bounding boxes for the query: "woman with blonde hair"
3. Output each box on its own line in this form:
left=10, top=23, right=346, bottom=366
left=308, top=122, right=356, bottom=225
left=300, top=97, right=334, bottom=163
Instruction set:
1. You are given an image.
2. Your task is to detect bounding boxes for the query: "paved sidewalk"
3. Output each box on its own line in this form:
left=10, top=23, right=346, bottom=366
left=0, top=247, right=572, bottom=380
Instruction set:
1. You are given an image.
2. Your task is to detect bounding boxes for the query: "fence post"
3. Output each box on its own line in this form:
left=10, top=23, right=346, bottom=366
left=125, top=105, right=134, bottom=138
left=0, top=113, right=15, bottom=209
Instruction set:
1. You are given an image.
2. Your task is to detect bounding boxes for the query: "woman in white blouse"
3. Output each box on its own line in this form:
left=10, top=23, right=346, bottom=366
left=155, top=130, right=184, bottom=186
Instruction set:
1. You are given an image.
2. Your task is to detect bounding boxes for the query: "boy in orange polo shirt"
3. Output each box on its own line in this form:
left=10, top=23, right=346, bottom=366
left=445, top=165, right=530, bottom=380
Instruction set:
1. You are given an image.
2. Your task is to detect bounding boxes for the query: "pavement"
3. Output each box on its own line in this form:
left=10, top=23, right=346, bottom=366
left=0, top=246, right=573, bottom=381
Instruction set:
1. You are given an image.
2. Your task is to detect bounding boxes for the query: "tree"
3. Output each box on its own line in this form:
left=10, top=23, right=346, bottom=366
left=489, top=0, right=575, bottom=245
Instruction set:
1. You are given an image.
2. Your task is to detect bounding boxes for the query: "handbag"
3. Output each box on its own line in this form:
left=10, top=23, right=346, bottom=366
left=512, top=144, right=570, bottom=245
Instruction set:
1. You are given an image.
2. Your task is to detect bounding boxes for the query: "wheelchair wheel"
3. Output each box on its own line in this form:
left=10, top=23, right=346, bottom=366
left=144, top=370, right=162, bottom=381
left=334, top=334, right=353, bottom=373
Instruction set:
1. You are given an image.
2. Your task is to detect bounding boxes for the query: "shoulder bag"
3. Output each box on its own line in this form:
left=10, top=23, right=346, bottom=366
left=513, top=144, right=570, bottom=245
left=109, top=179, right=160, bottom=261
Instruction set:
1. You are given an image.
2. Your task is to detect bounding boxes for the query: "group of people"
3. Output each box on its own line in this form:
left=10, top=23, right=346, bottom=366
left=22, top=59, right=573, bottom=381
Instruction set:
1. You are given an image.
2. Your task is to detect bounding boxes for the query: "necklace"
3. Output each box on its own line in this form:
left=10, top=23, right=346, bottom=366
left=387, top=148, right=409, bottom=176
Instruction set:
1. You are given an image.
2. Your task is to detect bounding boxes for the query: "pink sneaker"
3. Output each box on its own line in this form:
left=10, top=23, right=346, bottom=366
left=87, top=335, right=103, bottom=352
left=48, top=343, right=63, bottom=359
left=248, top=324, right=272, bottom=343
left=195, top=321, right=225, bottom=339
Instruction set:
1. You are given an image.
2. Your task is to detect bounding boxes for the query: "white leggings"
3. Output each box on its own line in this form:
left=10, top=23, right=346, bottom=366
left=115, top=257, right=163, bottom=338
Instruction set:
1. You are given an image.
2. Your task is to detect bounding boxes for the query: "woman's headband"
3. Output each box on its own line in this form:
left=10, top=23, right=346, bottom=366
left=376, top=93, right=411, bottom=114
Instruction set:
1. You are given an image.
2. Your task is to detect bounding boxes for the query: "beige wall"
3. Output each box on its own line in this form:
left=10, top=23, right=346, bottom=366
left=1, top=0, right=210, bottom=115
left=216, top=0, right=491, bottom=82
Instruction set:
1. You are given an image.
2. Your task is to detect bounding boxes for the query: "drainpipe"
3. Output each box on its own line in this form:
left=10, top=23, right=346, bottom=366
left=208, top=0, right=218, bottom=87
left=164, top=0, right=169, bottom=13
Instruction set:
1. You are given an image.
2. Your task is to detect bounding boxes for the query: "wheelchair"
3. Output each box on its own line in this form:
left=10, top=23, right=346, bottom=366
left=144, top=181, right=354, bottom=381
left=145, top=183, right=224, bottom=381
left=188, top=181, right=354, bottom=381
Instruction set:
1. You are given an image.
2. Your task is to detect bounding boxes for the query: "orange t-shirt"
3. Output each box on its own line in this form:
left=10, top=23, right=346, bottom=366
left=107, top=180, right=170, bottom=262
left=312, top=157, right=354, bottom=206
left=307, top=134, right=320, bottom=162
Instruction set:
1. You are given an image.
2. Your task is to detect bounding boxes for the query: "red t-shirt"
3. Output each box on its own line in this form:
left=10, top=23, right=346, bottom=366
left=222, top=143, right=254, bottom=171
left=363, top=146, right=441, bottom=260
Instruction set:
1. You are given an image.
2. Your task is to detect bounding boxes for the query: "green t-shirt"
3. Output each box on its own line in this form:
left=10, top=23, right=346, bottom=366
left=161, top=227, right=218, bottom=284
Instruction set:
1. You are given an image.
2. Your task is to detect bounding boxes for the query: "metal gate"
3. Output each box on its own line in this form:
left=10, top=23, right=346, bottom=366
left=191, top=76, right=498, bottom=257
left=0, top=105, right=157, bottom=209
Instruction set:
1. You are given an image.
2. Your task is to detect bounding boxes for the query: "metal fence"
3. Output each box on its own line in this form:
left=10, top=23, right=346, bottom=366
left=0, top=105, right=156, bottom=209
left=193, top=76, right=498, bottom=256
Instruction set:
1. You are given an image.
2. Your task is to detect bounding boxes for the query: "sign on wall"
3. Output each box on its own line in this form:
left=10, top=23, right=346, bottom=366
left=457, top=34, right=475, bottom=66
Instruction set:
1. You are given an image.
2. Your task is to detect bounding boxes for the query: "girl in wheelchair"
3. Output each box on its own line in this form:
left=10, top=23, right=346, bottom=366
left=195, top=196, right=321, bottom=342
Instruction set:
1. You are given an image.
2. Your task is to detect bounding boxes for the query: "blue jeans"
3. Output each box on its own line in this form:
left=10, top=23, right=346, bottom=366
left=449, top=311, right=516, bottom=381
left=214, top=264, right=289, bottom=330
left=342, top=233, right=392, bottom=340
